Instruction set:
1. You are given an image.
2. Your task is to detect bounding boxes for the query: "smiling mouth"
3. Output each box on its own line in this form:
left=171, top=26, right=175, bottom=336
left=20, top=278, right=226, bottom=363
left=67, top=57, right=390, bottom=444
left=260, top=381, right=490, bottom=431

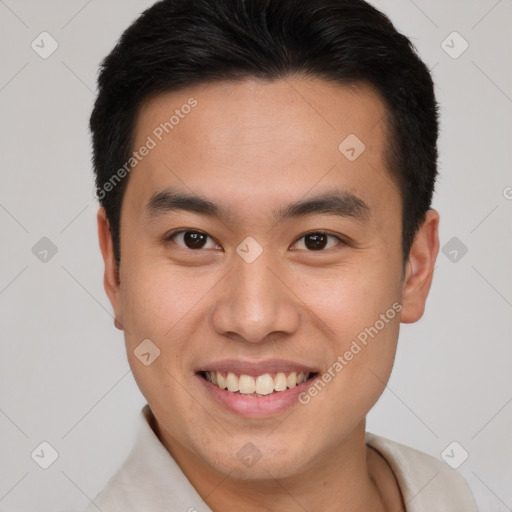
left=199, top=371, right=317, bottom=397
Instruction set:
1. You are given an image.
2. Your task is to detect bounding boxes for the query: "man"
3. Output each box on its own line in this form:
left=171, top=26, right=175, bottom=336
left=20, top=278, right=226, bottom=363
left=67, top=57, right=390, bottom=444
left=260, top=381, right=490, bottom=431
left=88, top=0, right=478, bottom=510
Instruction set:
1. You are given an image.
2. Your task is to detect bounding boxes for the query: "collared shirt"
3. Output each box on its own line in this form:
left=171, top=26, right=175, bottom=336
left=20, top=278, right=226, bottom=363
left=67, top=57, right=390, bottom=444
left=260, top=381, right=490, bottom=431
left=79, top=404, right=478, bottom=512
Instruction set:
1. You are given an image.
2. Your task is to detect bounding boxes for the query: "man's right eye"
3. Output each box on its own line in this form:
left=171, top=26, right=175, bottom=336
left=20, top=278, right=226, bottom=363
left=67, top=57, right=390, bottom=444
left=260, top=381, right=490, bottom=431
left=166, top=230, right=221, bottom=251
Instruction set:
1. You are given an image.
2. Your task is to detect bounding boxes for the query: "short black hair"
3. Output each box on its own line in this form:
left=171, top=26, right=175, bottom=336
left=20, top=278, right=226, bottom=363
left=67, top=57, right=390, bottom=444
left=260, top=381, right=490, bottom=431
left=90, top=0, right=439, bottom=269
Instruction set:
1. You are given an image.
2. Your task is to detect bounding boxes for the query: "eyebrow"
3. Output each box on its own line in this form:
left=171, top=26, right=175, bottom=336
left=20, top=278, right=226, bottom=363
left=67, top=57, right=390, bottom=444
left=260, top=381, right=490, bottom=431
left=144, top=187, right=370, bottom=224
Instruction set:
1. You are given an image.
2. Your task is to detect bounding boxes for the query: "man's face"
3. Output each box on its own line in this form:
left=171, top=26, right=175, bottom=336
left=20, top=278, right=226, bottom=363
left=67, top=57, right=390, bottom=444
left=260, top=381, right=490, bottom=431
left=104, top=77, right=412, bottom=478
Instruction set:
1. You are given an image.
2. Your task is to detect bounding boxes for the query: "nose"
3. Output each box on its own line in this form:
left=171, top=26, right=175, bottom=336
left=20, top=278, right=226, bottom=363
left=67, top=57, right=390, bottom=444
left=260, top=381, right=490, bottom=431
left=211, top=252, right=301, bottom=344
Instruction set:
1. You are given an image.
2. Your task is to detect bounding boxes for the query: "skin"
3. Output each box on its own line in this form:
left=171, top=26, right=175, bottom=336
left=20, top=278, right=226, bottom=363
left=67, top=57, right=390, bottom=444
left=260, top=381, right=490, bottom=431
left=97, top=76, right=439, bottom=511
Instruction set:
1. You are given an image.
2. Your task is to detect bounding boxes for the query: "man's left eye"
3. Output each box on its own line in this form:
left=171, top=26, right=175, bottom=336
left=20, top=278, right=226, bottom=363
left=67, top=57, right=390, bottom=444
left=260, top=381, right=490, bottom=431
left=292, top=232, right=342, bottom=251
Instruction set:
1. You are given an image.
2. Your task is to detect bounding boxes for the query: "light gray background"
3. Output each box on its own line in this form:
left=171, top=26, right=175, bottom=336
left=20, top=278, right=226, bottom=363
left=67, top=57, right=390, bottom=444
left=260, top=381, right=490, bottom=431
left=0, top=1, right=511, bottom=511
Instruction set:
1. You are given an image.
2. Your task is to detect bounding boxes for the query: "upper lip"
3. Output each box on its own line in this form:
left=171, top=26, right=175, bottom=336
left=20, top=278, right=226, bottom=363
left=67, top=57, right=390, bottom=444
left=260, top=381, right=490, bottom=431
left=197, top=359, right=317, bottom=376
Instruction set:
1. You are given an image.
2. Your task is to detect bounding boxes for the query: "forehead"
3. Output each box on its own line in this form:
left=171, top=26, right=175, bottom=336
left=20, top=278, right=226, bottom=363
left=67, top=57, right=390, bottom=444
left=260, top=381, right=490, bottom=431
left=125, top=77, right=398, bottom=223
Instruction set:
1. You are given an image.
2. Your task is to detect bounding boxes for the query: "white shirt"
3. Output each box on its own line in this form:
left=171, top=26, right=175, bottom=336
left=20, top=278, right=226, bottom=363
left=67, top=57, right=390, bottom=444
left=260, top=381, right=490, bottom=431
left=79, top=404, right=478, bottom=512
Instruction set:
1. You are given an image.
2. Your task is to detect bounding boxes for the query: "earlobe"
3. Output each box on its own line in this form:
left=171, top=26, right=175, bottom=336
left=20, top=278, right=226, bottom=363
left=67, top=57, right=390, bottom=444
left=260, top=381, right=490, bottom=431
left=97, top=207, right=123, bottom=329
left=400, top=209, right=440, bottom=323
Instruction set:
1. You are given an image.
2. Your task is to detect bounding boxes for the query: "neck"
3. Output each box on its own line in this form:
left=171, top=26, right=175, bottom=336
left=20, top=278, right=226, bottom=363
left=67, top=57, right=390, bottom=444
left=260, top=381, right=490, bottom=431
left=155, top=418, right=402, bottom=512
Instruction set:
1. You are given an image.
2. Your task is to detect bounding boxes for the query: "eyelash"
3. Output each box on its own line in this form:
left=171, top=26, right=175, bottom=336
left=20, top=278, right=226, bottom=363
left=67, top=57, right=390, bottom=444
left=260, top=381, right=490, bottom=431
left=164, top=229, right=345, bottom=252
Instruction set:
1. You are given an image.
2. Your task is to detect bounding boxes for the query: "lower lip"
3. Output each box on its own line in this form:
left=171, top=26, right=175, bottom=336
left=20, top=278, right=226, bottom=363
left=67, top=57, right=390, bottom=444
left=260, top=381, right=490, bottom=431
left=197, top=374, right=313, bottom=418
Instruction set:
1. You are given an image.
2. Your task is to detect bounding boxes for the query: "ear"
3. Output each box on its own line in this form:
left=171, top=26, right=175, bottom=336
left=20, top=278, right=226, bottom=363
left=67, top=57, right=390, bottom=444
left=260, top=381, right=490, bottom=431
left=97, top=207, right=124, bottom=330
left=400, top=209, right=440, bottom=323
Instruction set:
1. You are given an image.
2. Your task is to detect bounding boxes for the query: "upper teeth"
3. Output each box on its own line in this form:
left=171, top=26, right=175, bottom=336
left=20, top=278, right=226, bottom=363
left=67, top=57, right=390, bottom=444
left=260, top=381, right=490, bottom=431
left=204, top=371, right=310, bottom=396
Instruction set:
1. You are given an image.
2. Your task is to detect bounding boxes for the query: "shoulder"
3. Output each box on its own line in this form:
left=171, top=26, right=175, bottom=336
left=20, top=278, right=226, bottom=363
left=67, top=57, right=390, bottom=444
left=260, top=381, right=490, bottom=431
left=72, top=405, right=210, bottom=512
left=365, top=433, right=479, bottom=512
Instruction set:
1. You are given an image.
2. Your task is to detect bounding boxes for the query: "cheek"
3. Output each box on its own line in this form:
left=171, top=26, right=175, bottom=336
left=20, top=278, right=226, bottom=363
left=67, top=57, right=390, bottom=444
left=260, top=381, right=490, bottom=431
left=119, top=259, right=221, bottom=401
left=120, top=259, right=211, bottom=343
left=118, top=263, right=208, bottom=437
left=296, top=312, right=400, bottom=448
left=295, top=259, right=402, bottom=402
left=295, top=258, right=402, bottom=335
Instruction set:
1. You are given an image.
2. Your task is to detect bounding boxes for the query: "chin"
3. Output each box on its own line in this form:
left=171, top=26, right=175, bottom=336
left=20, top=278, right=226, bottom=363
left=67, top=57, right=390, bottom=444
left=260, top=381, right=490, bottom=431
left=201, top=435, right=315, bottom=481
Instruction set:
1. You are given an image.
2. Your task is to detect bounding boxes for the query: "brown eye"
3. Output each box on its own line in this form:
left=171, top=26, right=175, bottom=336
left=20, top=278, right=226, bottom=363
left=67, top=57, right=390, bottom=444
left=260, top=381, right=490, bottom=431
left=169, top=230, right=219, bottom=250
left=293, top=232, right=341, bottom=251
